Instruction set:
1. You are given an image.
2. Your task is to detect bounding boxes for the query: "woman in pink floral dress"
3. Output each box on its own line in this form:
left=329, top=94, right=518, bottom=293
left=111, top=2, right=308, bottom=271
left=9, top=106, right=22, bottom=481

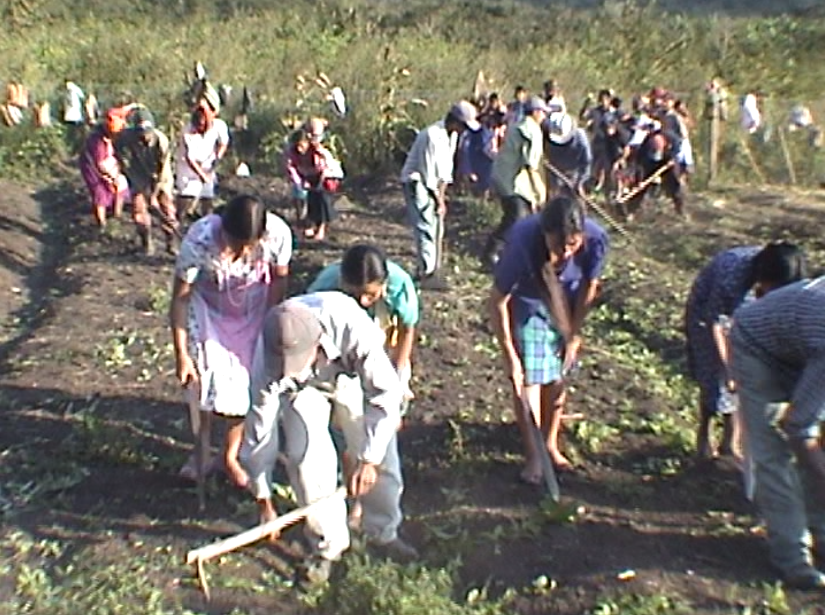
left=169, top=194, right=292, bottom=486
left=79, top=109, right=129, bottom=227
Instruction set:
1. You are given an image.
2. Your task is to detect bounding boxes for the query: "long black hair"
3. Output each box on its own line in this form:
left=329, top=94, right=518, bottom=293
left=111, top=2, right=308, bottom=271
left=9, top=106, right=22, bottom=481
left=340, top=244, right=389, bottom=289
left=221, top=194, right=267, bottom=244
left=539, top=196, right=586, bottom=241
left=751, top=241, right=807, bottom=288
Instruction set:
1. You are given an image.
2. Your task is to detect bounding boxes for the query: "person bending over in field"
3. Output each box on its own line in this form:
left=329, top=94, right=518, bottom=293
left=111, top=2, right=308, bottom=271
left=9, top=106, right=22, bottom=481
left=308, top=244, right=419, bottom=413
left=489, top=196, right=609, bottom=483
left=242, top=292, right=417, bottom=585
left=285, top=128, right=340, bottom=242
left=79, top=108, right=129, bottom=228
left=169, top=194, right=292, bottom=488
left=685, top=242, right=807, bottom=460
left=730, top=277, right=825, bottom=590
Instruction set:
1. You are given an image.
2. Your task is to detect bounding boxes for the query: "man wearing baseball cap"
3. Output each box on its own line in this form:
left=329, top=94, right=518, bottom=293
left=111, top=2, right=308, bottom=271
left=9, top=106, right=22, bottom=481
left=241, top=291, right=415, bottom=583
left=400, top=100, right=479, bottom=291
left=486, top=95, right=550, bottom=267
left=116, top=108, right=177, bottom=254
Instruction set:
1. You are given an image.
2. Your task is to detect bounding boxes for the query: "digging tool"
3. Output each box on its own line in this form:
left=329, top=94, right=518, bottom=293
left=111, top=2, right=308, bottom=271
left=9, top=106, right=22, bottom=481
left=435, top=206, right=446, bottom=271
left=613, top=159, right=675, bottom=205
left=187, top=383, right=208, bottom=512
left=544, top=161, right=631, bottom=241
left=517, top=385, right=561, bottom=502
left=186, top=486, right=348, bottom=600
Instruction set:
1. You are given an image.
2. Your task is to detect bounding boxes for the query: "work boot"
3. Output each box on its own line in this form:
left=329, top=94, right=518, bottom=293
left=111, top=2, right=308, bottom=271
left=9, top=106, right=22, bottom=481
left=165, top=234, right=179, bottom=256
left=418, top=272, right=450, bottom=292
left=368, top=537, right=419, bottom=564
left=298, top=555, right=334, bottom=586
left=137, top=226, right=154, bottom=256
left=783, top=568, right=825, bottom=591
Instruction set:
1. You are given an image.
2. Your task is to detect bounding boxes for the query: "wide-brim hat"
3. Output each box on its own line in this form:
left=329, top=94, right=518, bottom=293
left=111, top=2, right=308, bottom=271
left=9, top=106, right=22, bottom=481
left=546, top=112, right=575, bottom=144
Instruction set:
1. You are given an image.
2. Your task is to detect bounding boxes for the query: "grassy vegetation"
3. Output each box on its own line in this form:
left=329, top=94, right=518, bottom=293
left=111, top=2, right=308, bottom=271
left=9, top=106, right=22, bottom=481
left=1, top=0, right=825, bottom=183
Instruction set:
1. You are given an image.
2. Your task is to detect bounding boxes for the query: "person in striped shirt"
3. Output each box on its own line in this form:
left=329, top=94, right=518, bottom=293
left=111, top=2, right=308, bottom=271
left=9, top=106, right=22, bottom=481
left=731, top=278, right=825, bottom=590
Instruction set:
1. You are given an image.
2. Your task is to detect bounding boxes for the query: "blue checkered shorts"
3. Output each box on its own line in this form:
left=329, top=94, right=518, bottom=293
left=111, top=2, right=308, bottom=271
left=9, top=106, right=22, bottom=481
left=514, top=311, right=564, bottom=386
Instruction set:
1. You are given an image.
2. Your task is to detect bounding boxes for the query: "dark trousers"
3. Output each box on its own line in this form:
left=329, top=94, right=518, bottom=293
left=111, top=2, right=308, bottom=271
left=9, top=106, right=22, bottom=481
left=307, top=189, right=337, bottom=225
left=485, top=194, right=532, bottom=261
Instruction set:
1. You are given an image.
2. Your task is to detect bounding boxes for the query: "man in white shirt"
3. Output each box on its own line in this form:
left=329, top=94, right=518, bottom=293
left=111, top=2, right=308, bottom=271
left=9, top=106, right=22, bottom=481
left=63, top=80, right=85, bottom=125
left=400, top=101, right=479, bottom=291
left=175, top=84, right=230, bottom=221
left=241, top=291, right=416, bottom=583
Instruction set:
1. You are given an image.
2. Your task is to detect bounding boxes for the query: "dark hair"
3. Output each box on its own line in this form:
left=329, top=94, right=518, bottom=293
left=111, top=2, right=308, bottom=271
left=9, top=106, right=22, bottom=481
left=540, top=196, right=586, bottom=241
left=514, top=85, right=527, bottom=95
left=751, top=242, right=807, bottom=288
left=290, top=128, right=310, bottom=145
left=221, top=194, right=267, bottom=243
left=340, top=244, right=389, bottom=289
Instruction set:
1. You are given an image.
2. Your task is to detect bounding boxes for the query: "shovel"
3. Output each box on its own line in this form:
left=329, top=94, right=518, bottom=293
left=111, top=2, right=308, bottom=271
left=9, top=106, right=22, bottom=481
left=518, top=385, right=560, bottom=502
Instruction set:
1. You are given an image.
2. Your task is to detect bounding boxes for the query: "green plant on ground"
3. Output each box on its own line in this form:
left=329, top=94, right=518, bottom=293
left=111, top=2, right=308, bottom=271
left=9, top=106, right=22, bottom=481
left=303, top=554, right=508, bottom=615
left=590, top=592, right=691, bottom=615
left=4, top=530, right=198, bottom=615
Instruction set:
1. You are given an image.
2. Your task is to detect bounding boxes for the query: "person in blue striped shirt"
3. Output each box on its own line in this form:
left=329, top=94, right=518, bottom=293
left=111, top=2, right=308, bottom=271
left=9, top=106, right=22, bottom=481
left=731, top=277, right=825, bottom=590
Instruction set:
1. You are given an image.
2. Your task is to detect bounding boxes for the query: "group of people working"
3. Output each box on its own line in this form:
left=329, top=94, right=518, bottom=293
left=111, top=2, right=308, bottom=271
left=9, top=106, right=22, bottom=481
left=72, top=72, right=824, bottom=590
left=168, top=190, right=421, bottom=584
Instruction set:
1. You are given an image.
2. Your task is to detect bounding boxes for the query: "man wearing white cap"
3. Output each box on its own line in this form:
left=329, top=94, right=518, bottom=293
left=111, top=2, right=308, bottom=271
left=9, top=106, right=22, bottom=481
left=241, top=291, right=416, bottom=583
left=400, top=101, right=480, bottom=291
left=544, top=111, right=593, bottom=198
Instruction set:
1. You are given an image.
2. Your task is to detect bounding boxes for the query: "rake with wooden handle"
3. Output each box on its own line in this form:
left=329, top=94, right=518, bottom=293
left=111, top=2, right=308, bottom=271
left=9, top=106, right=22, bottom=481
left=545, top=161, right=632, bottom=241
left=186, top=486, right=348, bottom=600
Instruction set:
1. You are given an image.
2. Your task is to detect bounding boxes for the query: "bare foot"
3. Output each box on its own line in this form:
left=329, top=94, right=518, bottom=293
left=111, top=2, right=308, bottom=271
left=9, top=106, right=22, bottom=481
left=549, top=451, right=573, bottom=472
left=224, top=458, right=250, bottom=489
left=259, top=502, right=281, bottom=542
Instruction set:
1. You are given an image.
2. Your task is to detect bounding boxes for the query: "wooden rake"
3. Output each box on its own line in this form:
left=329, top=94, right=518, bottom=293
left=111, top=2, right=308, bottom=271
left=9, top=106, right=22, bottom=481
left=185, top=486, right=348, bottom=600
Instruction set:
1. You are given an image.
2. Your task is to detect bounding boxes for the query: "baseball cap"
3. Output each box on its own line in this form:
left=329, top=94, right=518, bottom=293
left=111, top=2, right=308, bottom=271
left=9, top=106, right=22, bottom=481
left=448, top=100, right=480, bottom=130
left=131, top=106, right=155, bottom=132
left=261, top=302, right=323, bottom=381
left=525, top=96, right=551, bottom=115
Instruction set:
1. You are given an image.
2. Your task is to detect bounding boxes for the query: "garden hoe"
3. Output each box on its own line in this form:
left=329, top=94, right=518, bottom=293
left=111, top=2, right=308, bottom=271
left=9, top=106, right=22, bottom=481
left=518, top=387, right=560, bottom=503
left=185, top=487, right=347, bottom=601
left=186, top=383, right=208, bottom=512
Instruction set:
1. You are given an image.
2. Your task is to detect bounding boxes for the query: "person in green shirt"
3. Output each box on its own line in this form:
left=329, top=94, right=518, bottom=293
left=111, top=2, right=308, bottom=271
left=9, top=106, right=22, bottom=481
left=308, top=244, right=419, bottom=402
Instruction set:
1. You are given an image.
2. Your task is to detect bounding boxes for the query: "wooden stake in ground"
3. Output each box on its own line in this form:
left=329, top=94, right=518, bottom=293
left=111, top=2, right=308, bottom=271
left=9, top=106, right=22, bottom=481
left=186, top=487, right=348, bottom=601
left=777, top=126, right=797, bottom=185
left=738, top=134, right=768, bottom=185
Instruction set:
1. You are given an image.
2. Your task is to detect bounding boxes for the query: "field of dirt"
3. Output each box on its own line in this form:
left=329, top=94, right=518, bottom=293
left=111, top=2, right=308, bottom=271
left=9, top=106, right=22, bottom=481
left=1, top=174, right=825, bottom=614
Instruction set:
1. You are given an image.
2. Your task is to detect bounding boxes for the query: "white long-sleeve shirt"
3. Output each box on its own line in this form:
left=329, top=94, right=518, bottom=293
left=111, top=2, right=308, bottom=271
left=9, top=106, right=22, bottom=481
left=244, top=291, right=402, bottom=498
left=400, top=120, right=457, bottom=191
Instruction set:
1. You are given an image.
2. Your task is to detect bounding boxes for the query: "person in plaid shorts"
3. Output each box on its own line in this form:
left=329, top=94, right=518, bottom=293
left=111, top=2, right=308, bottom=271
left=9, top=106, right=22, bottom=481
left=488, top=196, right=608, bottom=484
left=730, top=277, right=825, bottom=590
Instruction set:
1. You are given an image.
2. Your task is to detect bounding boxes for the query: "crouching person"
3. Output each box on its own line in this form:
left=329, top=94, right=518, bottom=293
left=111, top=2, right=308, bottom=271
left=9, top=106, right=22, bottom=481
left=730, top=277, right=825, bottom=590
left=241, top=291, right=418, bottom=584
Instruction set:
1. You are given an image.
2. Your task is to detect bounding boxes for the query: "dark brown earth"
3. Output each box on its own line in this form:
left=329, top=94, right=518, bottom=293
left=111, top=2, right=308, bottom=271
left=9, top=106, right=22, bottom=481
left=1, top=174, right=825, bottom=614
